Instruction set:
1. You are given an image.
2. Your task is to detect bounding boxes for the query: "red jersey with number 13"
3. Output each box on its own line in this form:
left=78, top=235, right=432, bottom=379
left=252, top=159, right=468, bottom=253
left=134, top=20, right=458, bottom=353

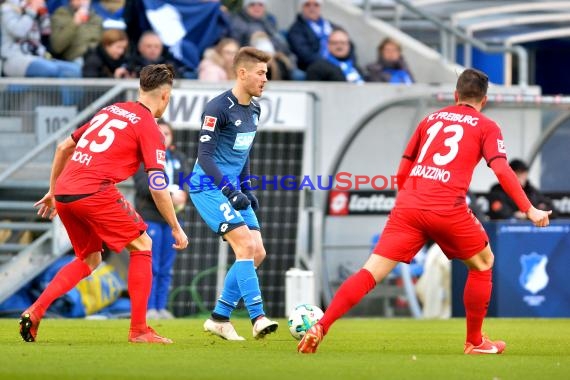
left=55, top=102, right=166, bottom=195
left=396, top=104, right=507, bottom=210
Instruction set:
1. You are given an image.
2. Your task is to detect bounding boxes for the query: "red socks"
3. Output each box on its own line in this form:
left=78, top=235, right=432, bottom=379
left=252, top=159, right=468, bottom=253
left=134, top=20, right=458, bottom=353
left=128, top=250, right=152, bottom=332
left=464, top=268, right=492, bottom=346
left=32, top=258, right=92, bottom=317
left=319, top=269, right=376, bottom=334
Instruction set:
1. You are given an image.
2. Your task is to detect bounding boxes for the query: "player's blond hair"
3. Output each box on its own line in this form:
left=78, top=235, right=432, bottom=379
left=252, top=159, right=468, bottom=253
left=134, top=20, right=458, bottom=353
left=233, top=47, right=271, bottom=73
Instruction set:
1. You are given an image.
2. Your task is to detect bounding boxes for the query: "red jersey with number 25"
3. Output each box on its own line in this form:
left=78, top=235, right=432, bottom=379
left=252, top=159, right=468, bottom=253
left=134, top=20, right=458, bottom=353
left=55, top=102, right=166, bottom=195
left=396, top=104, right=507, bottom=210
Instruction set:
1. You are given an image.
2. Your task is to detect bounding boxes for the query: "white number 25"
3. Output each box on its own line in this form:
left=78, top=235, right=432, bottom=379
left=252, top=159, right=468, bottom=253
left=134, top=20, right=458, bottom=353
left=76, top=113, right=128, bottom=153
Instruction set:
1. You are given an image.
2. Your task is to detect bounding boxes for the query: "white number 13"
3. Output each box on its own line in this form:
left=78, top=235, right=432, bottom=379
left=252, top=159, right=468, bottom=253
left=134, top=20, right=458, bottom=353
left=417, top=121, right=464, bottom=166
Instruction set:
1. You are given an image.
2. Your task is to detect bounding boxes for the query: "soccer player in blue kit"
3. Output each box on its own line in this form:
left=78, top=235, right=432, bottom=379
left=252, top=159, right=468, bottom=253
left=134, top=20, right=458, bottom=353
left=190, top=47, right=279, bottom=340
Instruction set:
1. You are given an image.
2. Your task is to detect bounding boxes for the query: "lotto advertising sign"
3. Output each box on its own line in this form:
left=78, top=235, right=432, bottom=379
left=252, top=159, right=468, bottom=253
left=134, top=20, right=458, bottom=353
left=327, top=190, right=396, bottom=215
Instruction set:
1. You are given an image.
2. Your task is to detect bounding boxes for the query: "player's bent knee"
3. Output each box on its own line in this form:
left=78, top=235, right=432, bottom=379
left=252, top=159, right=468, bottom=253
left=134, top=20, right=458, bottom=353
left=234, top=239, right=256, bottom=260
left=83, top=251, right=102, bottom=271
left=254, top=246, right=266, bottom=266
left=464, top=246, right=495, bottom=271
left=480, top=252, right=494, bottom=270
left=127, top=231, right=153, bottom=252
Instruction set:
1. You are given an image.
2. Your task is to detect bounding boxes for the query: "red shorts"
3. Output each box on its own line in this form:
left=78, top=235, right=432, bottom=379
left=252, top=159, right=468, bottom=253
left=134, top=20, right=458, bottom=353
left=372, top=206, right=488, bottom=263
left=56, top=186, right=147, bottom=259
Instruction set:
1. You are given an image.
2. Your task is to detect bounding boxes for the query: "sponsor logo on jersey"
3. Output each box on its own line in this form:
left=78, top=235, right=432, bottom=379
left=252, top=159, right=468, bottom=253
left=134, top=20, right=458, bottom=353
left=235, top=119, right=242, bottom=127
left=200, top=135, right=212, bottom=143
left=497, top=139, right=506, bottom=153
left=202, top=115, right=217, bottom=131
left=220, top=223, right=229, bottom=233
left=156, top=149, right=166, bottom=166
left=233, top=131, right=256, bottom=150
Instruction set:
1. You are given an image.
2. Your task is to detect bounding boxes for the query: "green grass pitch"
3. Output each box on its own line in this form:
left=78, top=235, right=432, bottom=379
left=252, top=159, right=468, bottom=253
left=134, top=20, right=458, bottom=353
left=0, top=318, right=568, bottom=380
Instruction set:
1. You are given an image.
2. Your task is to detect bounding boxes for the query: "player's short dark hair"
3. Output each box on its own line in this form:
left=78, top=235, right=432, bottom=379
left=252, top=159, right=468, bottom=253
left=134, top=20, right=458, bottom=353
left=139, top=64, right=175, bottom=92
left=456, top=68, right=488, bottom=102
left=233, top=47, right=271, bottom=71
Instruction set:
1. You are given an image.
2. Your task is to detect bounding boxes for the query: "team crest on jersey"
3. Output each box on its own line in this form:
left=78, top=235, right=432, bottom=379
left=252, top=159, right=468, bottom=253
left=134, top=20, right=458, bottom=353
left=497, top=139, right=506, bottom=154
left=252, top=114, right=259, bottom=126
left=156, top=149, right=166, bottom=166
left=202, top=116, right=217, bottom=131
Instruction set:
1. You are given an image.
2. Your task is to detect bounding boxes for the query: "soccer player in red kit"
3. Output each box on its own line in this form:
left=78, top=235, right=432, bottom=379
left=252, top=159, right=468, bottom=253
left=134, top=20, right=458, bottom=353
left=20, top=64, right=188, bottom=344
left=298, top=68, right=551, bottom=354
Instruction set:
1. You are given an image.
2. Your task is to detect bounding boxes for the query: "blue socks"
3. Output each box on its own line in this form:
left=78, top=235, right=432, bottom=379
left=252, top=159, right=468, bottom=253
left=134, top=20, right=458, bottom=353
left=212, top=264, right=241, bottom=320
left=234, top=259, right=265, bottom=320
left=212, top=259, right=265, bottom=321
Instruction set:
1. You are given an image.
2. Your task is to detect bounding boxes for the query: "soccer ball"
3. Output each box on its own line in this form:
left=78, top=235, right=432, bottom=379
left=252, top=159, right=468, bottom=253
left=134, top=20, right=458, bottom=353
left=287, top=304, right=324, bottom=340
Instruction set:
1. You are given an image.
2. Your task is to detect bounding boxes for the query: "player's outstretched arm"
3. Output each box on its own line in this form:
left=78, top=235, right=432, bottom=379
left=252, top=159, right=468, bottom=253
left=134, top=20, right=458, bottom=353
left=34, top=136, right=76, bottom=219
left=490, top=158, right=551, bottom=227
left=147, top=170, right=189, bottom=249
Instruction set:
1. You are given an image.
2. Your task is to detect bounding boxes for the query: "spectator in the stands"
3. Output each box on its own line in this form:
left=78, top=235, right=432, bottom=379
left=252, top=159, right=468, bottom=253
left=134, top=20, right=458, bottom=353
left=488, top=159, right=556, bottom=220
left=1, top=0, right=81, bottom=78
left=50, top=0, right=103, bottom=65
left=305, top=28, right=364, bottom=83
left=198, top=38, right=239, bottom=82
left=82, top=28, right=132, bottom=78
left=229, top=0, right=291, bottom=58
left=365, top=37, right=414, bottom=84
left=127, top=31, right=188, bottom=78
left=287, top=0, right=337, bottom=71
left=250, top=31, right=293, bottom=81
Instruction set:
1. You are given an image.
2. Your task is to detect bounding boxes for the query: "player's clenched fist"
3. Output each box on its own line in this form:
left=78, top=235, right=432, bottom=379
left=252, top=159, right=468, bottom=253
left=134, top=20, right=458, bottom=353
left=221, top=184, right=251, bottom=210
left=172, top=226, right=189, bottom=249
left=526, top=206, right=552, bottom=228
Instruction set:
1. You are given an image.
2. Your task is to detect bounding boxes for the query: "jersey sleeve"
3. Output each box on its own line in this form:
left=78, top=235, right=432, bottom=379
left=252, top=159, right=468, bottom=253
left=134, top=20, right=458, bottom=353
left=70, top=122, right=91, bottom=143
left=196, top=102, right=227, bottom=187
left=482, top=121, right=508, bottom=166
left=138, top=116, right=166, bottom=172
left=490, top=158, right=531, bottom=213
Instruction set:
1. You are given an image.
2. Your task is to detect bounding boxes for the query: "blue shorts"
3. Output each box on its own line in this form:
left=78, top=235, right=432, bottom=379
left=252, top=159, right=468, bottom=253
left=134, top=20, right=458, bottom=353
left=190, top=189, right=260, bottom=235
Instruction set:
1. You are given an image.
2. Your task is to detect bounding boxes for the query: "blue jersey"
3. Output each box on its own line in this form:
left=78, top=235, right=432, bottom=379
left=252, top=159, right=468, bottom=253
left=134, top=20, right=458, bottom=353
left=190, top=89, right=260, bottom=192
